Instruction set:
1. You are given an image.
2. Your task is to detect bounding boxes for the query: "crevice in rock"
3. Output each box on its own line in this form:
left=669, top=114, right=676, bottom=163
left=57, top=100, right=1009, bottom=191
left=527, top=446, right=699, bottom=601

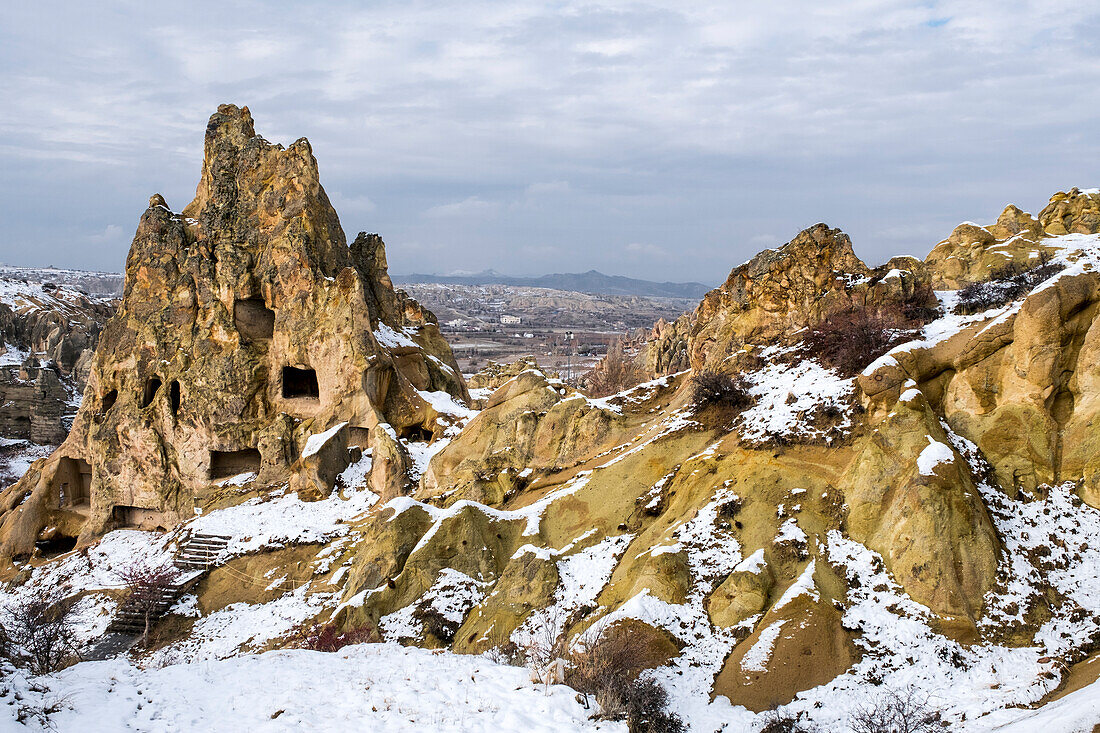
left=99, top=389, right=118, bottom=415
left=142, top=376, right=162, bottom=408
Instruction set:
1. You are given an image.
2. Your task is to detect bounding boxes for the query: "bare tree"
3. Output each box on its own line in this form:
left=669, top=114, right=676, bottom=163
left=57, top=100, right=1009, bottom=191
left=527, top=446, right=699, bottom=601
left=114, top=560, right=181, bottom=646
left=1, top=588, right=80, bottom=675
left=584, top=340, right=645, bottom=397
left=849, top=686, right=941, bottom=733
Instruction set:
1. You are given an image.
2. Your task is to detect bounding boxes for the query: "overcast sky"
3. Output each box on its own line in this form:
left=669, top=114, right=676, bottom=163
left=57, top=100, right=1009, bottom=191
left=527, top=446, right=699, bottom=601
left=1, top=1, right=1098, bottom=283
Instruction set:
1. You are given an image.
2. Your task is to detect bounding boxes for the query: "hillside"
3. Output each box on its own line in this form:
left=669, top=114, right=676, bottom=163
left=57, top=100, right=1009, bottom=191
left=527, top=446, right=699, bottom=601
left=1, top=107, right=1099, bottom=732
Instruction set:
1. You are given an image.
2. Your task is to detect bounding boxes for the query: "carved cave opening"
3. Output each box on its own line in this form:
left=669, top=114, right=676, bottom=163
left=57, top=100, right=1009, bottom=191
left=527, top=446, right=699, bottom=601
left=234, top=297, right=276, bottom=340
left=111, top=505, right=168, bottom=531
left=35, top=534, right=77, bottom=556
left=142, top=377, right=162, bottom=408
left=170, top=380, right=181, bottom=415
left=209, top=448, right=262, bottom=479
left=54, top=456, right=92, bottom=507
left=282, top=366, right=319, bottom=400
left=398, top=424, right=433, bottom=442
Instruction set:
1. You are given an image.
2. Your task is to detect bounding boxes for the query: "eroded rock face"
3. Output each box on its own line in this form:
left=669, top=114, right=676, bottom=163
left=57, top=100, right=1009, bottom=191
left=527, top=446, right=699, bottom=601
left=422, top=369, right=623, bottom=505
left=0, top=104, right=467, bottom=558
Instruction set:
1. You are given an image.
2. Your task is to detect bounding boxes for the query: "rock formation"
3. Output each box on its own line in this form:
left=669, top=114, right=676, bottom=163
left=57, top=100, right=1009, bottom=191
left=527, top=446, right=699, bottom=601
left=0, top=104, right=466, bottom=558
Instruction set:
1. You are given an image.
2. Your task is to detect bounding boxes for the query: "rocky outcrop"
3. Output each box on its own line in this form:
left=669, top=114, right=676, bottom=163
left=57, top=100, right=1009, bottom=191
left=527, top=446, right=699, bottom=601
left=924, top=189, right=1100, bottom=289
left=422, top=369, right=623, bottom=505
left=644, top=314, right=693, bottom=377
left=467, top=358, right=556, bottom=392
left=6, top=107, right=1100, bottom=729
left=688, top=224, right=937, bottom=371
left=0, top=363, right=71, bottom=445
left=1039, top=187, right=1100, bottom=236
left=0, top=104, right=468, bottom=559
left=0, top=280, right=112, bottom=381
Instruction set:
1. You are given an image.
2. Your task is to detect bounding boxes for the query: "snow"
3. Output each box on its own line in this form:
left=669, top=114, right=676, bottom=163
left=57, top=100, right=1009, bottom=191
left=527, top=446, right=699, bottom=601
left=150, top=584, right=333, bottom=666
left=976, top=675, right=1100, bottom=732
left=739, top=359, right=855, bottom=443
left=772, top=560, right=819, bottom=611
left=775, top=517, right=808, bottom=546
left=301, top=421, right=347, bottom=458
left=373, top=322, right=418, bottom=349
left=514, top=534, right=632, bottom=650
left=740, top=620, right=786, bottom=672
left=9, top=644, right=621, bottom=733
left=734, top=549, right=767, bottom=575
left=0, top=439, right=53, bottom=490
left=417, top=389, right=476, bottom=420
left=916, top=436, right=955, bottom=475
left=467, top=387, right=493, bottom=402
left=188, top=484, right=378, bottom=556
left=381, top=568, right=488, bottom=642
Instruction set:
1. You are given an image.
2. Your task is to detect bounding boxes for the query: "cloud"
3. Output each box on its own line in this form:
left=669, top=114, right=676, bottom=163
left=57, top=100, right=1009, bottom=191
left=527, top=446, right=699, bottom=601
left=421, top=197, right=501, bottom=219
left=0, top=1, right=1098, bottom=279
left=88, top=224, right=124, bottom=244
left=525, top=181, right=571, bottom=197
left=624, top=242, right=668, bottom=258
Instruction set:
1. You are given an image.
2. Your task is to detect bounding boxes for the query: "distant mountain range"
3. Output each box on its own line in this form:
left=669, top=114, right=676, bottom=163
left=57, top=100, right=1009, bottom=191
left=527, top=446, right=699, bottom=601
left=0, top=264, right=713, bottom=301
left=392, top=269, right=713, bottom=299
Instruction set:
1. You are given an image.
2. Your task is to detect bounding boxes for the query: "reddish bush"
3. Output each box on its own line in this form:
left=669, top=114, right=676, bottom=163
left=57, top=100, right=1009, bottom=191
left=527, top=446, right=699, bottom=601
left=292, top=621, right=378, bottom=652
left=566, top=625, right=684, bottom=733
left=0, top=588, right=80, bottom=674
left=802, top=306, right=909, bottom=376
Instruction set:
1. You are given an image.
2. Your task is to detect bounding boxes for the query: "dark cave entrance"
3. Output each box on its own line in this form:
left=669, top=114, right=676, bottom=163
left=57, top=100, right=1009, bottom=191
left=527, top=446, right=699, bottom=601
left=282, top=366, right=319, bottom=400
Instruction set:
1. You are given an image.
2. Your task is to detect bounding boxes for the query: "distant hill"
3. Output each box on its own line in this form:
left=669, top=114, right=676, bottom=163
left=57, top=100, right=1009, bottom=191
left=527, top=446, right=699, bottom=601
left=392, top=269, right=712, bottom=299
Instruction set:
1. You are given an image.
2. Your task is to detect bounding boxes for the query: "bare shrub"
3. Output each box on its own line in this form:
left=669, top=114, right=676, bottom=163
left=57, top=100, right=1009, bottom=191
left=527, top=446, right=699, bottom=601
left=566, top=624, right=684, bottom=733
left=114, top=560, right=181, bottom=646
left=412, top=605, right=459, bottom=645
left=1, top=589, right=80, bottom=675
left=485, top=624, right=526, bottom=667
left=585, top=340, right=646, bottom=397
left=954, top=256, right=1064, bottom=315
left=758, top=708, right=816, bottom=732
left=900, top=282, right=941, bottom=323
left=622, top=677, right=685, bottom=733
left=523, top=610, right=569, bottom=687
left=802, top=306, right=910, bottom=376
left=849, top=686, right=941, bottom=733
left=290, top=621, right=379, bottom=652
left=691, top=371, right=754, bottom=409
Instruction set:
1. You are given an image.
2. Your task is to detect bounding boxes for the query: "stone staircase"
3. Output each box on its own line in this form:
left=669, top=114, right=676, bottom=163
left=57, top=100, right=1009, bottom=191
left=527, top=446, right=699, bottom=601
left=95, top=532, right=232, bottom=648
left=173, top=532, right=231, bottom=572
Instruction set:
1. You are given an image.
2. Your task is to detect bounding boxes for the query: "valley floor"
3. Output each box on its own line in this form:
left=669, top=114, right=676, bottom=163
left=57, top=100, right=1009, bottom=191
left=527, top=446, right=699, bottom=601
left=3, top=643, right=1099, bottom=732
left=1, top=644, right=622, bottom=733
